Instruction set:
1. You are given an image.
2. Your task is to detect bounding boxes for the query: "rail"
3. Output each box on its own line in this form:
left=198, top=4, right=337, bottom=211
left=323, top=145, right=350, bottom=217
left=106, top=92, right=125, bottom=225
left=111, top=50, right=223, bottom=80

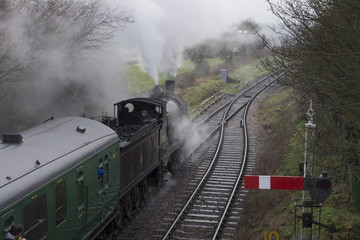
left=162, top=74, right=279, bottom=239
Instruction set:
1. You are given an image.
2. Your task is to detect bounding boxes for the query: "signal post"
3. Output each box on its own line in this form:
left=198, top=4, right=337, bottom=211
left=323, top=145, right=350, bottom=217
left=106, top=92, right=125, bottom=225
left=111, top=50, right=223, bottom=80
left=244, top=101, right=335, bottom=239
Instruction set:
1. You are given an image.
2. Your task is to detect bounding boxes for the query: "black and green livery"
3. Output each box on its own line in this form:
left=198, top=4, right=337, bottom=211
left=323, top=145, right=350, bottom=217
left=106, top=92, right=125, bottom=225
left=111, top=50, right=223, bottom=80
left=0, top=82, right=187, bottom=240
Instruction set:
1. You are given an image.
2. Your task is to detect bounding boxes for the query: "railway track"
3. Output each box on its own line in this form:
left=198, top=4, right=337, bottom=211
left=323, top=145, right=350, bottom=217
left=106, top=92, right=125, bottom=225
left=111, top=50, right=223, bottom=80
left=114, top=73, right=281, bottom=239
left=160, top=74, right=278, bottom=240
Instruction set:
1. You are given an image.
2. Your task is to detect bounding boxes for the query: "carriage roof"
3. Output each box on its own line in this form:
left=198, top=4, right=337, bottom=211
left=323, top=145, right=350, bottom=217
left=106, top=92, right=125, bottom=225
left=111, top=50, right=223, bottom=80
left=0, top=117, right=118, bottom=210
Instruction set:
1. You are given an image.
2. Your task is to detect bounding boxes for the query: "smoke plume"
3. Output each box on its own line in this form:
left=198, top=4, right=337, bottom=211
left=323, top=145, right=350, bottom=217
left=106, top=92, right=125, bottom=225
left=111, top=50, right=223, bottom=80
left=117, top=0, right=274, bottom=84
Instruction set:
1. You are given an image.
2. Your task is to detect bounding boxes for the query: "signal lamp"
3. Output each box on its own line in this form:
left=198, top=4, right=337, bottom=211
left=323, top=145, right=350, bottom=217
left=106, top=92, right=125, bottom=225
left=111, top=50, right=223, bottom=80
left=304, top=173, right=332, bottom=203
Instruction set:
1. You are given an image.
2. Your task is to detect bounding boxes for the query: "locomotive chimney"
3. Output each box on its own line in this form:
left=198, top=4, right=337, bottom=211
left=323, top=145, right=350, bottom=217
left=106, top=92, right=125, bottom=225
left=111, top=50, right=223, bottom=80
left=165, top=80, right=175, bottom=94
left=150, top=85, right=164, bottom=99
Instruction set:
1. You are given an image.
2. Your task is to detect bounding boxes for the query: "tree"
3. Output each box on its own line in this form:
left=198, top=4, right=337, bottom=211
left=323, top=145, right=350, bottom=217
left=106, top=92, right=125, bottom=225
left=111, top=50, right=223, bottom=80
left=0, top=0, right=134, bottom=131
left=184, top=41, right=213, bottom=65
left=263, top=0, right=360, bottom=174
left=218, top=19, right=264, bottom=63
left=235, top=18, right=261, bottom=34
left=0, top=31, right=24, bottom=98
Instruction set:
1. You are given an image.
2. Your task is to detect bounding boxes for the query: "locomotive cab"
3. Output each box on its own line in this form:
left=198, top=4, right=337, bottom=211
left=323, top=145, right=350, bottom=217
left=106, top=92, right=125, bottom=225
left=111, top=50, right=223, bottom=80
left=103, top=98, right=168, bottom=150
left=116, top=99, right=163, bottom=127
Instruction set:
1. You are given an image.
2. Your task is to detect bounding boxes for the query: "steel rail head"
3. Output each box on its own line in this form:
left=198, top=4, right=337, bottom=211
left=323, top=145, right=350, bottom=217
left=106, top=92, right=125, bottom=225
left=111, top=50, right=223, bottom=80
left=188, top=75, right=276, bottom=157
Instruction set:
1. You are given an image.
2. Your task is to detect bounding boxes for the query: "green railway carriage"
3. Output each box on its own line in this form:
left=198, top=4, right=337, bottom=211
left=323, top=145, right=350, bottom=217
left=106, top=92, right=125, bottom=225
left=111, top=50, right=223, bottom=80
left=0, top=82, right=188, bottom=239
left=0, top=117, right=120, bottom=240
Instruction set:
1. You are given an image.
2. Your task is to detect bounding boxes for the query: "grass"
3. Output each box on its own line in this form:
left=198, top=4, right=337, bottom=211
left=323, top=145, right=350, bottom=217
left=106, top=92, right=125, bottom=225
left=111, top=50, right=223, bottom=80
left=206, top=57, right=224, bottom=71
left=177, top=60, right=195, bottom=75
left=122, top=60, right=196, bottom=94
left=179, top=76, right=226, bottom=109
left=122, top=63, right=193, bottom=94
left=122, top=64, right=157, bottom=93
left=181, top=59, right=269, bottom=113
left=229, top=58, right=268, bottom=83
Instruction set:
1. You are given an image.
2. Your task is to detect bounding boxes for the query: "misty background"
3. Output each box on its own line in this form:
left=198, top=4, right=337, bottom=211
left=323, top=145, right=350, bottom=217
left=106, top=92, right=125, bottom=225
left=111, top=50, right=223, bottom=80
left=0, top=0, right=274, bottom=132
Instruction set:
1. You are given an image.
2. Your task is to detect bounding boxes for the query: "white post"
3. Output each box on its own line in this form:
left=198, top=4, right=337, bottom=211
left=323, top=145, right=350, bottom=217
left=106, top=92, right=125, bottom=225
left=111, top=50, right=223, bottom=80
left=301, top=99, right=316, bottom=239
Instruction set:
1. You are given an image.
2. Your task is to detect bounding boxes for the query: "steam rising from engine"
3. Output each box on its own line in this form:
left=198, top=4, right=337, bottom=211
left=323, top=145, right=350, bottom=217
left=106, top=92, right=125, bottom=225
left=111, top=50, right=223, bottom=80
left=150, top=85, right=164, bottom=99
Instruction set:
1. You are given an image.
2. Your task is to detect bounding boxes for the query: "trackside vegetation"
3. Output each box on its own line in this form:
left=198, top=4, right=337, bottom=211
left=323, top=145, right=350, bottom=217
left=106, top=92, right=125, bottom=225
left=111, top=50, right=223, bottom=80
left=259, top=0, right=360, bottom=237
left=240, top=86, right=360, bottom=239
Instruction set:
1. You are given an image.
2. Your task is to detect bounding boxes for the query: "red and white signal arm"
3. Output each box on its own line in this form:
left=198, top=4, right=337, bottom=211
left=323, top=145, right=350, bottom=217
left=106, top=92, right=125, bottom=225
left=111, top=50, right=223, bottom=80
left=244, top=175, right=332, bottom=203
left=244, top=175, right=304, bottom=190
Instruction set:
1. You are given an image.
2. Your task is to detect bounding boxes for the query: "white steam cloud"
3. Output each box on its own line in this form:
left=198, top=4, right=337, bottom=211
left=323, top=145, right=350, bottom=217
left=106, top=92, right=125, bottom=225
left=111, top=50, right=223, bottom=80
left=175, top=117, right=209, bottom=152
left=134, top=0, right=165, bottom=84
left=117, top=0, right=274, bottom=84
left=0, top=0, right=274, bottom=131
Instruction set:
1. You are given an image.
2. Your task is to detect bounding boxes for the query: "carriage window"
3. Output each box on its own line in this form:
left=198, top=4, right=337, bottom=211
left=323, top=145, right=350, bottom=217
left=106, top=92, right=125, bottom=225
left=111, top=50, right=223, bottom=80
left=104, top=155, right=109, bottom=187
left=55, top=181, right=67, bottom=225
left=124, top=103, right=134, bottom=112
left=98, top=159, right=104, bottom=192
left=3, top=216, right=14, bottom=232
left=23, top=194, right=47, bottom=240
left=104, top=164, right=109, bottom=187
left=77, top=172, right=84, bottom=208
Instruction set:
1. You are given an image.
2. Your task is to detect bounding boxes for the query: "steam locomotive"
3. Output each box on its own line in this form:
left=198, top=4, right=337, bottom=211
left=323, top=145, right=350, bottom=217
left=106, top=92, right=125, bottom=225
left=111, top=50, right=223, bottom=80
left=0, top=80, right=187, bottom=240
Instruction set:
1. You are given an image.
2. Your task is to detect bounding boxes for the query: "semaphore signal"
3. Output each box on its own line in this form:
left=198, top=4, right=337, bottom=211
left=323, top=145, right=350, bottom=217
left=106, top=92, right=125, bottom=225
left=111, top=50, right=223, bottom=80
left=244, top=174, right=332, bottom=203
left=244, top=175, right=304, bottom=190
left=244, top=101, right=336, bottom=239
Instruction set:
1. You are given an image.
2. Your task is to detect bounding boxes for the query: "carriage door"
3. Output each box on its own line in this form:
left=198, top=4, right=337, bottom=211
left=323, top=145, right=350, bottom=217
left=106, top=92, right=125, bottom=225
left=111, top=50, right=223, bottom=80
left=23, top=194, right=47, bottom=239
left=97, top=156, right=110, bottom=220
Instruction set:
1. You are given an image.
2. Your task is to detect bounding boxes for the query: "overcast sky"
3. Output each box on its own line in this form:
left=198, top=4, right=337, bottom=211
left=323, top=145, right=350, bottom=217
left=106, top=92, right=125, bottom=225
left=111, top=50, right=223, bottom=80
left=116, top=0, right=276, bottom=46
left=119, top=0, right=275, bottom=36
left=119, top=0, right=275, bottom=25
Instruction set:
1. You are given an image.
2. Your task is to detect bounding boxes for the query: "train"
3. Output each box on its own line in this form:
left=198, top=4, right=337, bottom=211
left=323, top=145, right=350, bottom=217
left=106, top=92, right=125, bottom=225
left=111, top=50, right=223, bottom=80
left=0, top=80, right=187, bottom=240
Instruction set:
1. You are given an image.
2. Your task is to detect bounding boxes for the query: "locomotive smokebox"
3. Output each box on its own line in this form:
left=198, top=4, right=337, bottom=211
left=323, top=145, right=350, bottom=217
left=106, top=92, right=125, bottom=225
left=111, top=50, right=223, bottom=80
left=165, top=80, right=175, bottom=94
left=150, top=85, right=164, bottom=99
